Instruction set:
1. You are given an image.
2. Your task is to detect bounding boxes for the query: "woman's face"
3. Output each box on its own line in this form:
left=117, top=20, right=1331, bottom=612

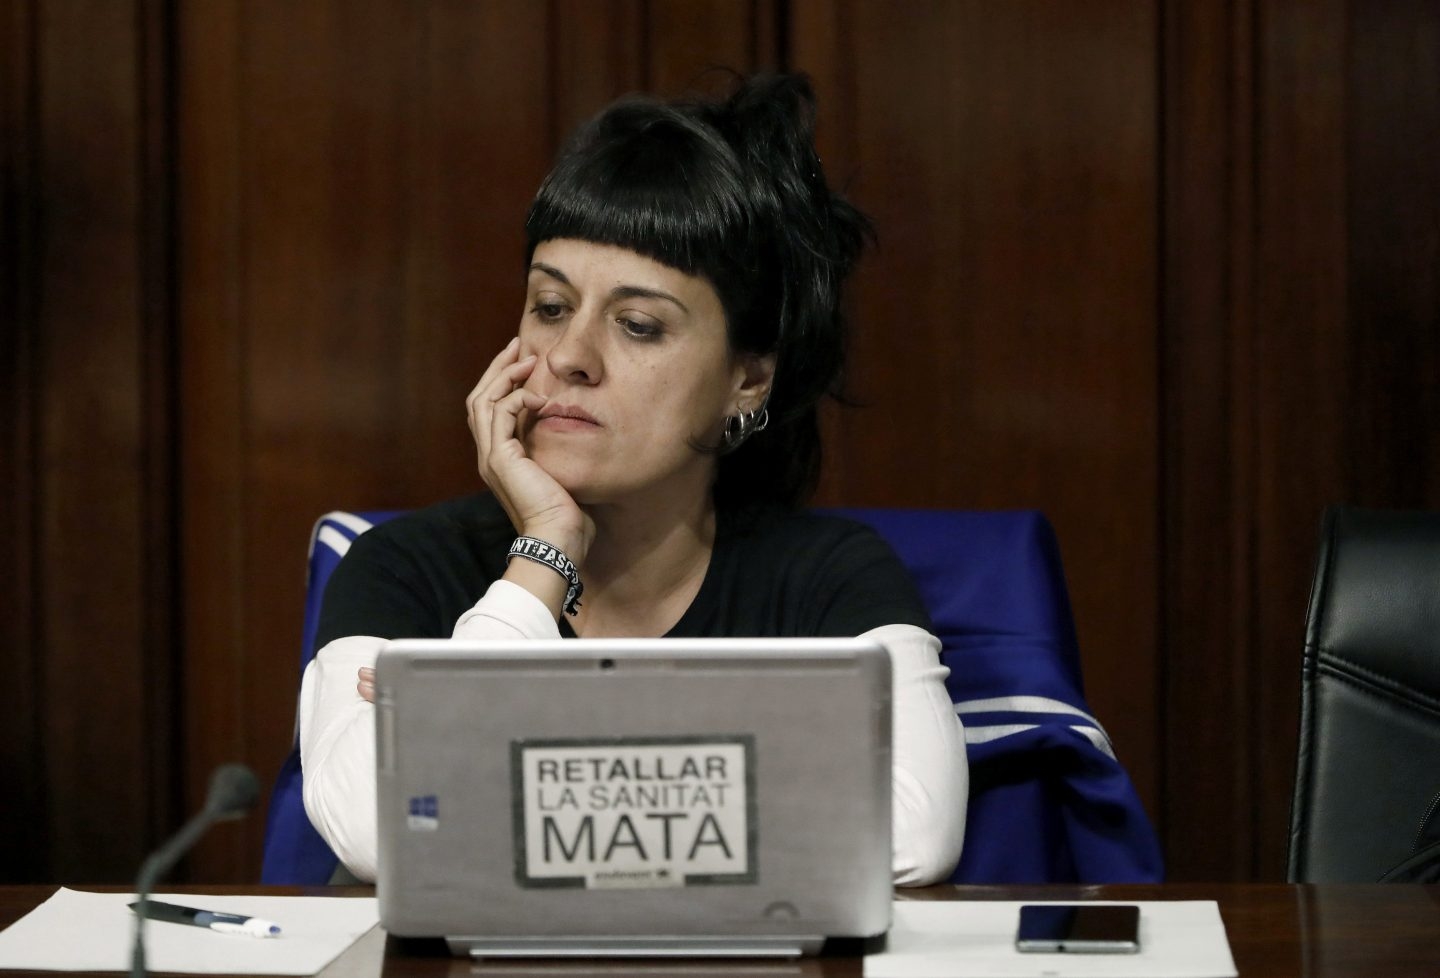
left=517, top=238, right=771, bottom=507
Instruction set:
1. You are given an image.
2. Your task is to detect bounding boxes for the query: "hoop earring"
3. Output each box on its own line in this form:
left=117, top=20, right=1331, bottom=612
left=720, top=406, right=770, bottom=453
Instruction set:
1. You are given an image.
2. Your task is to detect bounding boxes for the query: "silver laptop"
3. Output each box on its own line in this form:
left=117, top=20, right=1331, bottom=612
left=373, top=637, right=893, bottom=958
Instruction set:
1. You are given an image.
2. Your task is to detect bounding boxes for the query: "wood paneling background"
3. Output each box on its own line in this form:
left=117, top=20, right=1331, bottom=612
left=4, top=0, right=1436, bottom=884
left=2, top=0, right=177, bottom=882
left=797, top=0, right=1163, bottom=819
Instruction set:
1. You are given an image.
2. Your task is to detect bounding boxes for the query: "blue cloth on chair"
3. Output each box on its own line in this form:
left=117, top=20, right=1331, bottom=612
left=832, top=508, right=1163, bottom=884
left=261, top=511, right=399, bottom=885
left=262, top=507, right=1163, bottom=885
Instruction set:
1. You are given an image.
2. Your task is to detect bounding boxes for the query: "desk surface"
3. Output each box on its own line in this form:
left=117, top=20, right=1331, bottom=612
left=2, top=883, right=1438, bottom=977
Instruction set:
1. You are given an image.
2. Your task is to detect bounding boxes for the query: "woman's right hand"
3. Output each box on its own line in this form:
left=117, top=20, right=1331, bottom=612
left=466, top=338, right=594, bottom=565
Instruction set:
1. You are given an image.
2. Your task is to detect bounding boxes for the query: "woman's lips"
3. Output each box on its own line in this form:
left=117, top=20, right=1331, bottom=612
left=536, top=403, right=601, bottom=429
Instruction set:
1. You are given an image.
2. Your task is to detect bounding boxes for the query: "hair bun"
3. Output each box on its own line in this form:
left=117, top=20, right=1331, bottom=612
left=719, top=74, right=869, bottom=269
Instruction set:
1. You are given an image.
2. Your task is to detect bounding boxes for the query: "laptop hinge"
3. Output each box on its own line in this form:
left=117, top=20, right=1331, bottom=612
left=452, top=935, right=825, bottom=958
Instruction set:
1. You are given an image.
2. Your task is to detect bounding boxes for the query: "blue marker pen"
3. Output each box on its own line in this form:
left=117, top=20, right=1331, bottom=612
left=130, top=900, right=282, bottom=938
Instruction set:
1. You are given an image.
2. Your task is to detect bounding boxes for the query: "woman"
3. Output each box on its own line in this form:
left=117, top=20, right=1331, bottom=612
left=299, top=73, right=967, bottom=885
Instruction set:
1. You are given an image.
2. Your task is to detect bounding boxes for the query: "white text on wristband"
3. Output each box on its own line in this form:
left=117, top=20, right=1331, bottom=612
left=507, top=536, right=584, bottom=617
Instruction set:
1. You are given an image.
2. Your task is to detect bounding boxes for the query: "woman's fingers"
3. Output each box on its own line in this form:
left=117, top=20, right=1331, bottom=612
left=467, top=336, right=520, bottom=409
left=468, top=355, right=539, bottom=450
left=357, top=666, right=376, bottom=703
left=482, top=386, right=553, bottom=529
left=487, top=385, right=547, bottom=461
left=466, top=339, right=528, bottom=442
left=466, top=349, right=565, bottom=526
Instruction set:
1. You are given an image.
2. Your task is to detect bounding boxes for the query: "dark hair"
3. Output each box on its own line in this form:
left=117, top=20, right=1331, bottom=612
left=524, top=73, right=872, bottom=512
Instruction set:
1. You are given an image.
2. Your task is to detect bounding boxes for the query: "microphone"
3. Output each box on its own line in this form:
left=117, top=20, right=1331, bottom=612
left=131, top=764, right=259, bottom=978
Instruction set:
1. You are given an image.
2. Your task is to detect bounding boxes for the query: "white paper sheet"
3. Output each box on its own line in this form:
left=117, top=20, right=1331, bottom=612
left=865, top=900, right=1237, bottom=978
left=0, top=888, right=380, bottom=975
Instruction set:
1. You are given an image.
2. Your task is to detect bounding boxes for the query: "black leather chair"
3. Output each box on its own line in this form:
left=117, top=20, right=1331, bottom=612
left=1287, top=506, right=1440, bottom=882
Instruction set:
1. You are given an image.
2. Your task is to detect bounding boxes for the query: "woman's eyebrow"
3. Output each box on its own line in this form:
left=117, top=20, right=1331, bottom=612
left=610, top=285, right=689, bottom=315
left=528, top=262, right=690, bottom=315
left=528, top=262, right=571, bottom=285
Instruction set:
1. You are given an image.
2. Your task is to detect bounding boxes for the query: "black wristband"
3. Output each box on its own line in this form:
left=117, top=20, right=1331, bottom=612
left=507, top=536, right=583, bottom=617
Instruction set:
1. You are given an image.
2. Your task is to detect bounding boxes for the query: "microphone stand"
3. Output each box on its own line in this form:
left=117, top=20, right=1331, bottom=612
left=131, top=764, right=257, bottom=978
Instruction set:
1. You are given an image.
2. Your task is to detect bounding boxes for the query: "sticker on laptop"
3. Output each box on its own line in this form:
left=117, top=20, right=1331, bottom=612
left=511, top=735, right=757, bottom=889
left=406, top=794, right=439, bottom=831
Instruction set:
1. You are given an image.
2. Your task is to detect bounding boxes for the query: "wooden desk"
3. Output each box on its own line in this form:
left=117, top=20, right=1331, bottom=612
left=3, top=884, right=1438, bottom=977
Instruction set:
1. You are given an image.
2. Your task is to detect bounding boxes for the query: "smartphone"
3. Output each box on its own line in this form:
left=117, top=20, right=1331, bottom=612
left=1015, top=904, right=1141, bottom=953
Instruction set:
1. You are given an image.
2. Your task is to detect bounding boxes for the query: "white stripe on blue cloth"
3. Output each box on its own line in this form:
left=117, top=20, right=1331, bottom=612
left=961, top=722, right=1117, bottom=760
left=316, top=524, right=354, bottom=560
left=954, top=695, right=1116, bottom=759
left=322, top=510, right=377, bottom=536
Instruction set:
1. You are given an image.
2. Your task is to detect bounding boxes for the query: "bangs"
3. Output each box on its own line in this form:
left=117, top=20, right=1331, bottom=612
left=524, top=105, right=755, bottom=280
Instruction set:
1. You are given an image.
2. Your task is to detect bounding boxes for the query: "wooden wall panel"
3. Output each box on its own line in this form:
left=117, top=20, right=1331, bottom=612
left=176, top=0, right=249, bottom=883
left=550, top=0, right=781, bottom=143
left=1161, top=0, right=1262, bottom=881
left=551, top=0, right=647, bottom=142
left=794, top=0, right=1163, bottom=819
left=647, top=0, right=781, bottom=93
left=0, top=0, right=46, bottom=884
left=1344, top=2, right=1440, bottom=504
left=1, top=0, right=175, bottom=883
left=1249, top=0, right=1351, bottom=884
left=1163, top=0, right=1440, bottom=880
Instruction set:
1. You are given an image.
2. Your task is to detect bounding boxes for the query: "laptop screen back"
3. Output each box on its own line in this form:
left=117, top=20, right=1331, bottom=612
left=374, top=637, right=893, bottom=957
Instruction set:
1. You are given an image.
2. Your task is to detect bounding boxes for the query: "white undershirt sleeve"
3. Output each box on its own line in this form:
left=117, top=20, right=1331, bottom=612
left=863, top=623, right=969, bottom=886
left=300, top=579, right=561, bottom=882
